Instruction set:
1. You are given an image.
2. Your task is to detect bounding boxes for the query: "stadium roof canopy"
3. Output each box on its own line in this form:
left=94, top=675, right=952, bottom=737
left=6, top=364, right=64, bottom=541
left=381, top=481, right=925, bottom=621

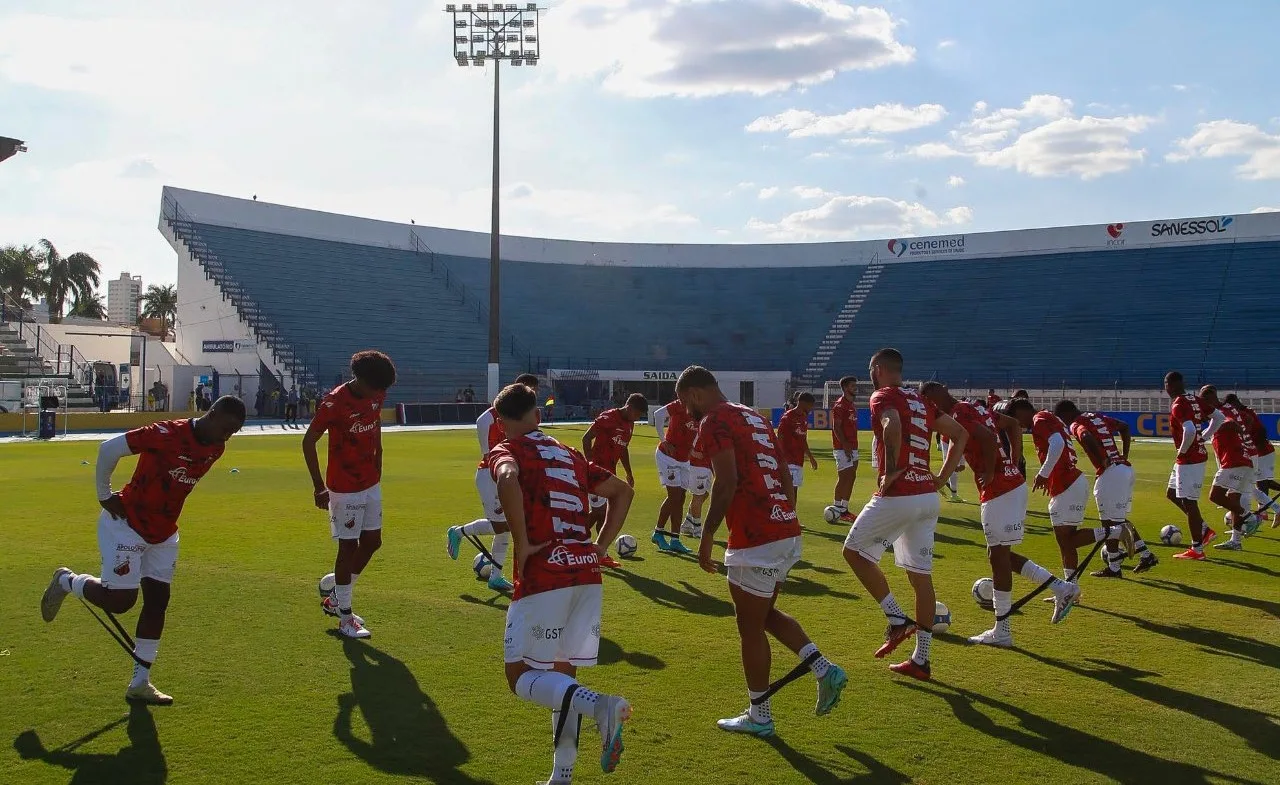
left=0, top=137, right=27, bottom=165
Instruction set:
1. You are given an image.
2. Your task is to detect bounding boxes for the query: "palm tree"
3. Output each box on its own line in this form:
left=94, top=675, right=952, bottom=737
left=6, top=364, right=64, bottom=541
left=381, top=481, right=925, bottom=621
left=38, top=239, right=101, bottom=323
left=140, top=283, right=178, bottom=339
left=0, top=244, right=43, bottom=309
left=68, top=290, right=108, bottom=320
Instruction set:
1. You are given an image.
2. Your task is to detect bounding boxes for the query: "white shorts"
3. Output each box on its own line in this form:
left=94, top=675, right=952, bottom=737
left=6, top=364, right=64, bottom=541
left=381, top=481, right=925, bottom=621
left=687, top=466, right=712, bottom=496
left=844, top=493, right=940, bottom=574
left=1093, top=464, right=1135, bottom=522
left=97, top=510, right=178, bottom=590
left=656, top=449, right=689, bottom=490
left=1048, top=473, right=1089, bottom=527
left=1213, top=465, right=1255, bottom=496
left=503, top=584, right=602, bottom=669
left=789, top=465, right=805, bottom=489
left=329, top=483, right=384, bottom=540
left=475, top=467, right=505, bottom=522
left=724, top=536, right=803, bottom=599
left=979, top=485, right=1028, bottom=547
left=1254, top=452, right=1275, bottom=482
left=1167, top=462, right=1207, bottom=501
left=834, top=449, right=860, bottom=472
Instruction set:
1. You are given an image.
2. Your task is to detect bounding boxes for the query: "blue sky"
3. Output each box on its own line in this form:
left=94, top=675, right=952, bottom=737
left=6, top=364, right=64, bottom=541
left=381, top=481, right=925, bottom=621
left=2, top=0, right=1278, bottom=288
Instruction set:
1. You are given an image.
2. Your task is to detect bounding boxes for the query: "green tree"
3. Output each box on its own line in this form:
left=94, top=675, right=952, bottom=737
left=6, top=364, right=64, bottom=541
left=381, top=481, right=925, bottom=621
left=38, top=239, right=101, bottom=323
left=68, top=290, right=108, bottom=320
left=0, top=243, right=44, bottom=308
left=140, top=283, right=178, bottom=339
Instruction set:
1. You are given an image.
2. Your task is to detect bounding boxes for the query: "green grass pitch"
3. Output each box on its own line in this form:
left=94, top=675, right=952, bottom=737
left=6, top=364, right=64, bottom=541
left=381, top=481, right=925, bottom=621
left=3, top=425, right=1278, bottom=785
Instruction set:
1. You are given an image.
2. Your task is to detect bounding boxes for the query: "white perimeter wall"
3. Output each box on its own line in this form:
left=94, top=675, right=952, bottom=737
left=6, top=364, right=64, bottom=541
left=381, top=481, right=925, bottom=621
left=35, top=323, right=133, bottom=365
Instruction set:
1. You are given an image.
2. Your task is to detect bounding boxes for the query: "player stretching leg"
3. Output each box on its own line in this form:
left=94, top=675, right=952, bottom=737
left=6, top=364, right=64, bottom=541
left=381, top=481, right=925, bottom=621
left=1223, top=393, right=1280, bottom=525
left=678, top=367, right=846, bottom=735
left=845, top=350, right=968, bottom=680
left=921, top=384, right=1078, bottom=647
left=446, top=373, right=541, bottom=591
left=778, top=393, right=819, bottom=510
left=681, top=451, right=712, bottom=538
left=829, top=376, right=861, bottom=523
left=583, top=394, right=648, bottom=566
left=41, top=397, right=246, bottom=704
left=650, top=400, right=695, bottom=554
left=490, top=383, right=634, bottom=782
left=1163, top=372, right=1224, bottom=560
left=303, top=350, right=396, bottom=639
left=1199, top=386, right=1261, bottom=550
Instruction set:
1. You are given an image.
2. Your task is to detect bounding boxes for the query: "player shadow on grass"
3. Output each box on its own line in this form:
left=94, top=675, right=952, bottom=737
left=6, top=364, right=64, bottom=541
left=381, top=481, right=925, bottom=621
left=1082, top=606, right=1280, bottom=670
left=1137, top=577, right=1280, bottom=620
left=604, top=567, right=735, bottom=617
left=897, top=680, right=1263, bottom=785
left=14, top=704, right=167, bottom=784
left=793, top=559, right=844, bottom=577
left=764, top=736, right=912, bottom=784
left=333, top=638, right=497, bottom=785
left=1200, top=556, right=1280, bottom=580
left=1021, top=651, right=1280, bottom=762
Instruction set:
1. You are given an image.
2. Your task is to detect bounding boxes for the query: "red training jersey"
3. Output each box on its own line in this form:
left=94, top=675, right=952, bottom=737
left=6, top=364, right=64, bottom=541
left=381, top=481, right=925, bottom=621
left=1069, top=413, right=1130, bottom=475
left=119, top=419, right=225, bottom=544
left=1031, top=411, right=1083, bottom=497
left=1209, top=417, right=1253, bottom=469
left=692, top=401, right=800, bottom=550
left=950, top=401, right=1023, bottom=503
left=870, top=386, right=940, bottom=497
left=1169, top=394, right=1210, bottom=465
left=659, top=401, right=697, bottom=463
left=309, top=383, right=385, bottom=493
left=986, top=393, right=1002, bottom=408
left=476, top=406, right=504, bottom=457
left=1235, top=402, right=1275, bottom=457
left=489, top=430, right=611, bottom=600
left=831, top=395, right=859, bottom=450
left=587, top=408, right=634, bottom=470
left=777, top=407, right=809, bottom=466
left=1216, top=401, right=1259, bottom=460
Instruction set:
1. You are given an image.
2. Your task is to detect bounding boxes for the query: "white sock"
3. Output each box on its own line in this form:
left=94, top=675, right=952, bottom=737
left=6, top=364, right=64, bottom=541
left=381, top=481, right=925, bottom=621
left=948, top=475, right=958, bottom=493
left=1063, top=568, right=1078, bottom=582
left=879, top=593, right=908, bottom=625
left=335, top=583, right=353, bottom=616
left=1104, top=547, right=1123, bottom=572
left=1093, top=527, right=1109, bottom=542
left=349, top=572, right=360, bottom=588
left=490, top=532, right=510, bottom=572
left=687, top=514, right=702, bottom=524
left=747, top=690, right=772, bottom=723
left=912, top=630, right=932, bottom=665
left=515, top=670, right=578, bottom=711
left=1254, top=487, right=1269, bottom=510
left=834, top=500, right=848, bottom=511
left=993, top=591, right=1012, bottom=636
left=70, top=573, right=92, bottom=598
left=130, top=638, right=159, bottom=688
left=1230, top=528, right=1242, bottom=544
left=798, top=642, right=832, bottom=678
left=461, top=519, right=496, bottom=537
left=551, top=710, right=579, bottom=783
left=1019, top=560, right=1052, bottom=584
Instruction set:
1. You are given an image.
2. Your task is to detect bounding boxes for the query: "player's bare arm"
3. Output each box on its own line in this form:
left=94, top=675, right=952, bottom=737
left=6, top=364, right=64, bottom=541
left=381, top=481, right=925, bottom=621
left=375, top=426, right=383, bottom=475
left=1077, top=430, right=1107, bottom=470
left=934, top=414, right=969, bottom=489
left=301, top=427, right=328, bottom=509
left=581, top=425, right=597, bottom=458
left=995, top=412, right=1023, bottom=466
left=805, top=441, right=818, bottom=471
left=95, top=434, right=133, bottom=520
left=972, top=423, right=998, bottom=487
left=700, top=448, right=737, bottom=574
left=879, top=409, right=905, bottom=491
left=494, top=459, right=542, bottom=573
left=621, top=448, right=634, bottom=486
left=592, top=475, right=634, bottom=554
left=1116, top=420, right=1131, bottom=459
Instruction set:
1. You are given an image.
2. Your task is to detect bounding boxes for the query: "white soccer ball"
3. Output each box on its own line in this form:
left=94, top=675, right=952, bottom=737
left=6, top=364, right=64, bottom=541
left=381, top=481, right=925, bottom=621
left=318, top=572, right=336, bottom=598
left=1160, top=524, right=1183, bottom=546
left=823, top=506, right=842, bottom=523
left=933, top=601, right=951, bottom=634
left=616, top=534, right=639, bottom=558
left=472, top=552, right=493, bottom=579
left=972, top=577, right=995, bottom=611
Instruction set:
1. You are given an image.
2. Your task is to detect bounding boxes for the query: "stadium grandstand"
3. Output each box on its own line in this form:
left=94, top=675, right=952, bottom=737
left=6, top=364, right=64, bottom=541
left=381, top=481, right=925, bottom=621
left=161, top=186, right=1280, bottom=407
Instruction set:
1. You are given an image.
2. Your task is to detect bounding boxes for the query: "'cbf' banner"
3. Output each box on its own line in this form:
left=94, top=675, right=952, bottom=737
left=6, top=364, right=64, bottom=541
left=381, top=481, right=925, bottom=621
left=771, top=408, right=871, bottom=431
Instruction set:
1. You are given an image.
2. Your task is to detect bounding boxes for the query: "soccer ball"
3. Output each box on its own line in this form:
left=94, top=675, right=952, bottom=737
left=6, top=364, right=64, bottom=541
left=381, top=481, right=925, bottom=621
left=616, top=534, right=639, bottom=558
left=972, top=577, right=995, bottom=611
left=318, top=572, right=336, bottom=598
left=933, top=601, right=951, bottom=634
left=823, top=506, right=842, bottom=523
left=472, top=553, right=494, bottom=580
left=1159, top=524, right=1183, bottom=546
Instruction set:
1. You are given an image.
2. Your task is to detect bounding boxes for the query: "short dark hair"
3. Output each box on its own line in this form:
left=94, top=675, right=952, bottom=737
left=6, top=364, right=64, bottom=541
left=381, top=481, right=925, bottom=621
left=1008, top=398, right=1036, bottom=416
left=1013, top=389, right=1029, bottom=399
left=988, top=388, right=996, bottom=394
left=494, top=383, right=537, bottom=421
left=797, top=392, right=815, bottom=404
left=1165, top=371, right=1184, bottom=385
left=869, top=348, right=903, bottom=369
left=1224, top=392, right=1241, bottom=405
left=351, top=350, right=397, bottom=391
left=676, top=365, right=717, bottom=392
left=919, top=381, right=946, bottom=397
left=839, top=375, right=858, bottom=388
left=1200, top=384, right=1217, bottom=397
left=514, top=373, right=540, bottom=388
left=626, top=392, right=649, bottom=411
left=1053, top=399, right=1079, bottom=421
left=210, top=395, right=247, bottom=421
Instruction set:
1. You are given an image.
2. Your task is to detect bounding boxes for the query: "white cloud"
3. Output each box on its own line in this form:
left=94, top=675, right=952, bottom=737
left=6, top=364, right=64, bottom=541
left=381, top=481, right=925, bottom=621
left=1252, top=206, right=1280, bottom=213
left=907, top=95, right=1154, bottom=179
left=758, top=187, right=781, bottom=199
left=548, top=0, right=913, bottom=97
left=748, top=193, right=972, bottom=240
left=1168, top=120, right=1280, bottom=179
left=946, top=175, right=965, bottom=188
left=1172, top=84, right=1188, bottom=92
left=746, top=103, right=947, bottom=138
left=937, top=39, right=957, bottom=50
left=791, top=185, right=836, bottom=200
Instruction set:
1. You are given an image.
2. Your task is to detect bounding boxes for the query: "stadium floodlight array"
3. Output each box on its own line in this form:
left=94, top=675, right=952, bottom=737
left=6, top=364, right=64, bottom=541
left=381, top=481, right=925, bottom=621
left=447, top=3, right=540, bottom=67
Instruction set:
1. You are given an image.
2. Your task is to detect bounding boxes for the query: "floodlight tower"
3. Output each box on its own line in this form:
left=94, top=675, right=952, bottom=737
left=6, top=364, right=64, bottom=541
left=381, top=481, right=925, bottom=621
left=446, top=2, right=542, bottom=401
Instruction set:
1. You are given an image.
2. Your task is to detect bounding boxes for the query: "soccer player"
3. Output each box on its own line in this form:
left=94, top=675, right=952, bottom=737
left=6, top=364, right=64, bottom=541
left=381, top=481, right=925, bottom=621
left=650, top=399, right=696, bottom=554
left=677, top=366, right=846, bottom=735
left=829, top=376, right=860, bottom=523
left=582, top=394, right=648, bottom=566
left=1199, top=386, right=1262, bottom=550
left=489, top=383, right=635, bottom=782
left=303, top=350, right=396, bottom=638
left=1223, top=393, right=1280, bottom=523
left=777, top=392, right=819, bottom=509
left=1054, top=400, right=1159, bottom=576
left=446, top=373, right=541, bottom=591
left=1163, top=371, right=1225, bottom=560
left=986, top=389, right=1002, bottom=409
left=844, top=349, right=968, bottom=680
left=40, top=396, right=247, bottom=705
left=921, top=384, right=1079, bottom=646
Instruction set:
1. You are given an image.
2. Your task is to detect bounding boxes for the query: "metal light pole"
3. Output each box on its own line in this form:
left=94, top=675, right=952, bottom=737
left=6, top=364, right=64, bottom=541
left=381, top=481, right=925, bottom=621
left=446, top=3, right=542, bottom=401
